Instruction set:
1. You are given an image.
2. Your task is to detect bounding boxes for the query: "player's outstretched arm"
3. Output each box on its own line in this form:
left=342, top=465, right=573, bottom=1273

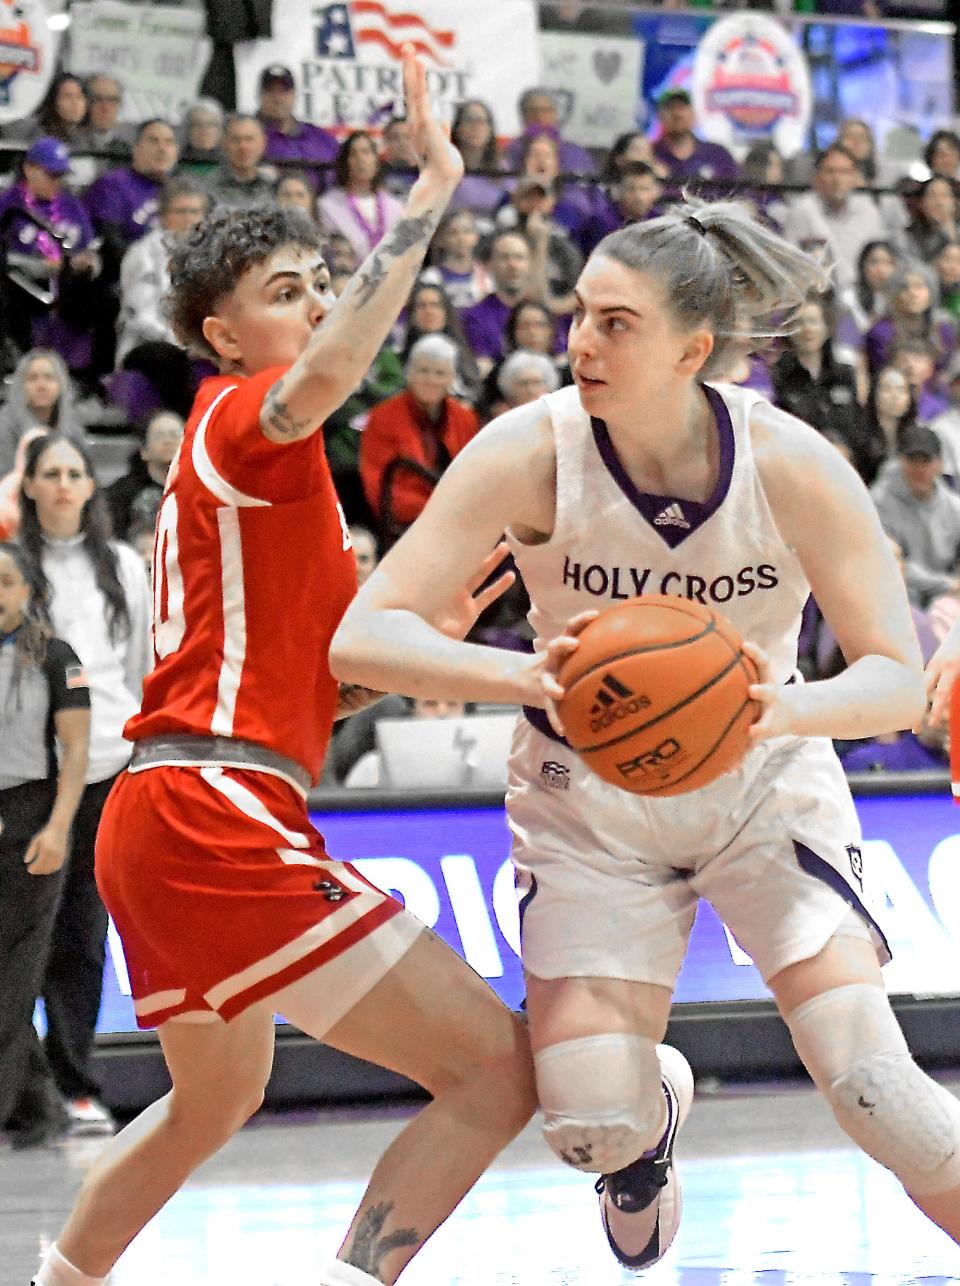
left=260, top=46, right=463, bottom=443
left=748, top=405, right=926, bottom=743
left=330, top=403, right=567, bottom=709
left=332, top=543, right=519, bottom=720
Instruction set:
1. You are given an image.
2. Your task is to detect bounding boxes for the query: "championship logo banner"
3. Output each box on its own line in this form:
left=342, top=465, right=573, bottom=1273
left=692, top=12, right=812, bottom=160
left=0, top=0, right=59, bottom=124
left=235, top=0, right=540, bottom=136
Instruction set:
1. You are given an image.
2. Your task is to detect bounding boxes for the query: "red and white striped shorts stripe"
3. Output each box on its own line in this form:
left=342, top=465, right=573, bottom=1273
left=95, top=764, right=418, bottom=1028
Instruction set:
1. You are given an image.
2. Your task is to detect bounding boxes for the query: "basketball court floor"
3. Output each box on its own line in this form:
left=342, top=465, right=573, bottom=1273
left=3, top=1074, right=959, bottom=1286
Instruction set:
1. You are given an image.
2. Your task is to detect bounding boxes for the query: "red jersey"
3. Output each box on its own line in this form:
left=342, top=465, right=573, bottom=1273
left=126, top=368, right=356, bottom=781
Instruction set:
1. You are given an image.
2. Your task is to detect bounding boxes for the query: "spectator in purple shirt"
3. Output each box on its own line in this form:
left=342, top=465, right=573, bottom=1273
left=461, top=229, right=551, bottom=372
left=864, top=262, right=958, bottom=378
left=652, top=88, right=738, bottom=186
left=256, top=63, right=338, bottom=188
left=84, top=119, right=179, bottom=280
left=890, top=338, right=952, bottom=423
left=448, top=99, right=505, bottom=223
left=0, top=138, right=102, bottom=372
left=502, top=88, right=595, bottom=177
left=577, top=162, right=664, bottom=257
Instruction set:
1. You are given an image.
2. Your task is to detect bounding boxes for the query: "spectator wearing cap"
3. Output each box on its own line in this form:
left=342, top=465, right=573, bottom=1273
left=257, top=64, right=338, bottom=184
left=502, top=87, right=595, bottom=177
left=494, top=172, right=582, bottom=336
left=209, top=114, right=275, bottom=210
left=651, top=87, right=738, bottom=184
left=0, top=139, right=101, bottom=366
left=782, top=145, right=889, bottom=291
left=317, top=131, right=405, bottom=260
left=870, top=423, right=960, bottom=606
left=929, top=352, right=960, bottom=479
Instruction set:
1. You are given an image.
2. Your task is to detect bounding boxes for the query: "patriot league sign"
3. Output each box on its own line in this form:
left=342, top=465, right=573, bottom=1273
left=235, top=0, right=541, bottom=136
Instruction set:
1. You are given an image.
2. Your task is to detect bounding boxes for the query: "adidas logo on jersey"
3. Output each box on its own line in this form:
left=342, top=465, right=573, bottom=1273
left=653, top=502, right=690, bottom=529
left=590, top=673, right=651, bottom=732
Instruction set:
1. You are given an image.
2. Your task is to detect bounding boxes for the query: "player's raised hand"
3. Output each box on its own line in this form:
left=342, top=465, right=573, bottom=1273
left=923, top=626, right=960, bottom=727
left=401, top=43, right=463, bottom=190
left=431, top=540, right=516, bottom=640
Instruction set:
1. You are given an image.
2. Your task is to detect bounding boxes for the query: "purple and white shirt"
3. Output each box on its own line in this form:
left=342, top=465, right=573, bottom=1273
left=506, top=382, right=809, bottom=686
left=84, top=167, right=163, bottom=245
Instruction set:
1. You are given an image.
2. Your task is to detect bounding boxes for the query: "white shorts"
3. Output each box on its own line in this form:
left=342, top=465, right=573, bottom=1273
left=507, top=720, right=889, bottom=988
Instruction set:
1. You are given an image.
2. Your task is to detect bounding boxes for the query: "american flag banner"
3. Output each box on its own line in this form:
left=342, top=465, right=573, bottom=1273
left=235, top=0, right=539, bottom=136
left=315, top=2, right=455, bottom=69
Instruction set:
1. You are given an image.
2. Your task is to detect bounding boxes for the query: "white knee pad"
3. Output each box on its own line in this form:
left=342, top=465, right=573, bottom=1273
left=534, top=1033, right=665, bottom=1174
left=788, top=983, right=960, bottom=1197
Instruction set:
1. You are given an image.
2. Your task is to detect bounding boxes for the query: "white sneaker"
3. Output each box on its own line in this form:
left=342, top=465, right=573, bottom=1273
left=595, top=1044, right=694, bottom=1271
left=66, top=1096, right=116, bottom=1136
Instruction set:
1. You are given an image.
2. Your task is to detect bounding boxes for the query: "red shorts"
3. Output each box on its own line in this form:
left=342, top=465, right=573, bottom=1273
left=96, top=764, right=416, bottom=1028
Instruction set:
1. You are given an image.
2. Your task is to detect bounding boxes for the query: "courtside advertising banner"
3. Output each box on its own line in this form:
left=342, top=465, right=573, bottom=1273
left=692, top=11, right=812, bottom=160
left=0, top=0, right=61, bottom=124
left=91, top=790, right=960, bottom=1034
left=67, top=0, right=210, bottom=123
left=235, top=0, right=541, bottom=136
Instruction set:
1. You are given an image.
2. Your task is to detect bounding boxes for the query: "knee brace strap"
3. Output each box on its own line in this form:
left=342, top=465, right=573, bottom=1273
left=534, top=1033, right=665, bottom=1174
left=788, top=983, right=960, bottom=1196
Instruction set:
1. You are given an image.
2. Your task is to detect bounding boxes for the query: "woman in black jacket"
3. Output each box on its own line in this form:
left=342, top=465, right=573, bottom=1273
left=771, top=294, right=864, bottom=458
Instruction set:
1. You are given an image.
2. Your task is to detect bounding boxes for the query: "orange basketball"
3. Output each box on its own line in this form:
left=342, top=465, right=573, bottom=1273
left=556, top=595, right=760, bottom=797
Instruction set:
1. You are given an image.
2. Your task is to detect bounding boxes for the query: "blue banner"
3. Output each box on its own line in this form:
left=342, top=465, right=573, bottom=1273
left=92, top=789, right=960, bottom=1034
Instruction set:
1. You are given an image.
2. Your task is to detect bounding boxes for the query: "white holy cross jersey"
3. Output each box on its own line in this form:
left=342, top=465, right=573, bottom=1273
left=506, top=381, right=810, bottom=685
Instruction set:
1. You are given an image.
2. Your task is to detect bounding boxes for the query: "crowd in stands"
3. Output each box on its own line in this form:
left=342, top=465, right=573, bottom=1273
left=2, top=41, right=960, bottom=1147
left=0, top=66, right=956, bottom=768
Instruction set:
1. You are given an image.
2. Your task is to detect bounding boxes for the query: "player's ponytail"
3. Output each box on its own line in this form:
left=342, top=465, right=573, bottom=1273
left=593, top=195, right=830, bottom=380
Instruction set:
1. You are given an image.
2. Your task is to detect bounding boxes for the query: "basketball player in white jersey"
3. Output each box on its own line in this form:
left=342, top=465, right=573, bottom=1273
left=331, top=199, right=960, bottom=1268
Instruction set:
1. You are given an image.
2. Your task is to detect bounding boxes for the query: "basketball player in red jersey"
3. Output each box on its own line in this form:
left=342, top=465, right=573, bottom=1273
left=31, top=51, right=539, bottom=1286
left=924, top=617, right=960, bottom=797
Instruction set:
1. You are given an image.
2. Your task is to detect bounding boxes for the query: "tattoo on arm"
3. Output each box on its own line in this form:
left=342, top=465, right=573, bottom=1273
left=262, top=380, right=313, bottom=439
left=353, top=210, right=436, bottom=308
left=335, top=683, right=388, bottom=720
left=344, top=1202, right=420, bottom=1280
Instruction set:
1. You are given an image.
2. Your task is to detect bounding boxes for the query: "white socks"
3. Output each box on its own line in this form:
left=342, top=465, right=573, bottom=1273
left=32, top=1246, right=108, bottom=1286
left=318, top=1261, right=381, bottom=1286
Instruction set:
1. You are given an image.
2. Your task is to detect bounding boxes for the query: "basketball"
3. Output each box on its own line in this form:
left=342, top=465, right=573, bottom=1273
left=556, top=595, right=760, bottom=796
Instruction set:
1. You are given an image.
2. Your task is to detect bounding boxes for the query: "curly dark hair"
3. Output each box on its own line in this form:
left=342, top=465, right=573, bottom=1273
left=167, top=206, right=324, bottom=360
left=18, top=434, right=131, bottom=643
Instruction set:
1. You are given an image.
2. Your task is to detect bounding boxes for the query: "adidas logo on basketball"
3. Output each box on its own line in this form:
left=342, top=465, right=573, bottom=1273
left=653, top=502, right=690, bottom=529
left=590, top=673, right=651, bottom=732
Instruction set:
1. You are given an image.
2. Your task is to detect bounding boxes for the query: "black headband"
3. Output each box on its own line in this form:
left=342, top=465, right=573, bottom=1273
left=685, top=215, right=707, bottom=236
